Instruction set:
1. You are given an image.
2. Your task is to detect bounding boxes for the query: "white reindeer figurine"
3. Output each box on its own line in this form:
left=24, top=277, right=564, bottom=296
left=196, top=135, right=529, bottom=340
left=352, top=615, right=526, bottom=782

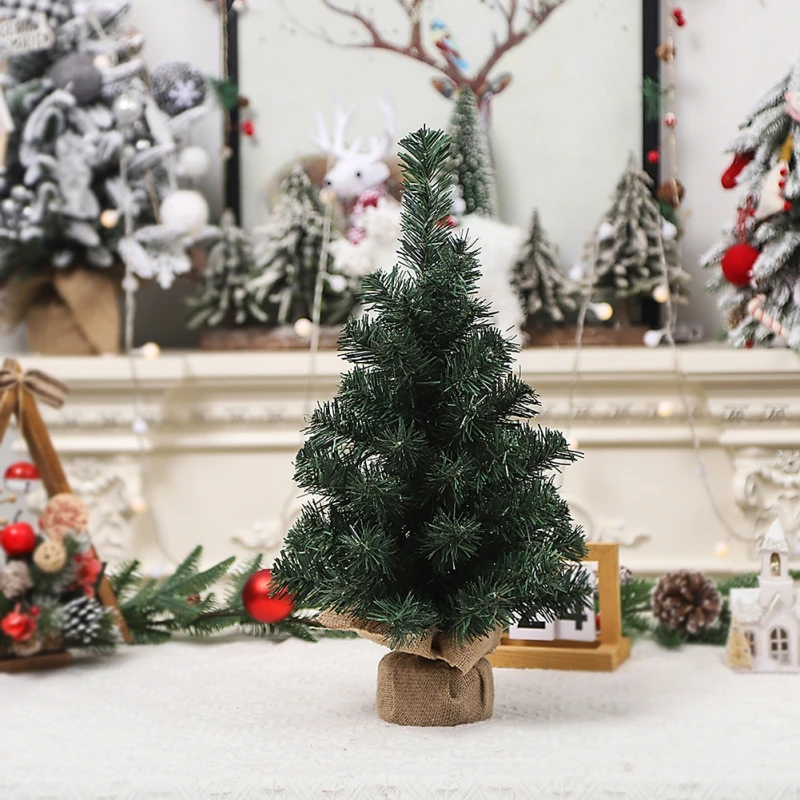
left=312, top=100, right=396, bottom=203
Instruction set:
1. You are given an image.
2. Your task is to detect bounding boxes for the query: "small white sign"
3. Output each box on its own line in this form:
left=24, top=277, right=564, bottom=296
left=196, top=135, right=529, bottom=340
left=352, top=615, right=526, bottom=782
left=0, top=13, right=55, bottom=56
left=508, top=614, right=555, bottom=642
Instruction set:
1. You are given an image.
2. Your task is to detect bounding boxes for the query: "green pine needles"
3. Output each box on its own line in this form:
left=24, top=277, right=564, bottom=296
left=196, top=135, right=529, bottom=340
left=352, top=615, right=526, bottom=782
left=272, top=127, right=589, bottom=648
left=111, top=548, right=346, bottom=645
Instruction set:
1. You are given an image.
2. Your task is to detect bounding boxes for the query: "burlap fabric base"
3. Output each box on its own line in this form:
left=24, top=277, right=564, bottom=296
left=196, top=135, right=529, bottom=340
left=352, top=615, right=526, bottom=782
left=318, top=611, right=502, bottom=727
left=10, top=269, right=120, bottom=355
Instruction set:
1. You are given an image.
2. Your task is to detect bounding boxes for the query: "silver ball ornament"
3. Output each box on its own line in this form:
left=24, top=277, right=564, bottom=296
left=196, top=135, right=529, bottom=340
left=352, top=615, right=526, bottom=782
left=113, top=93, right=144, bottom=127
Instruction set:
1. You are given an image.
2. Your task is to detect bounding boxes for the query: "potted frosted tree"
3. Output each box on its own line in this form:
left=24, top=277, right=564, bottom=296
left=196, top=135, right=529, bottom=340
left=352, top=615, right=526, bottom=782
left=186, top=211, right=270, bottom=348
left=0, top=3, right=208, bottom=354
left=581, top=155, right=690, bottom=342
left=703, top=57, right=800, bottom=348
left=513, top=209, right=579, bottom=344
left=251, top=164, right=358, bottom=348
left=272, top=128, right=589, bottom=727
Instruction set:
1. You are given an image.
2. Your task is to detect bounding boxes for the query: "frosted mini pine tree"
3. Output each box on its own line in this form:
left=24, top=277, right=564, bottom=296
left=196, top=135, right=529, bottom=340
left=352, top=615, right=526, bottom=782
left=253, top=164, right=356, bottom=325
left=587, top=155, right=689, bottom=325
left=447, top=87, right=498, bottom=218
left=513, top=210, right=577, bottom=324
left=702, top=58, right=800, bottom=348
left=186, top=211, right=266, bottom=329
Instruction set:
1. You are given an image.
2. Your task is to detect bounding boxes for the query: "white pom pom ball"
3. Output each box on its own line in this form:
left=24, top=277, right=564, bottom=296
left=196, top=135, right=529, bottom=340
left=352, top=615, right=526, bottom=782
left=662, top=220, right=678, bottom=241
left=160, top=190, right=210, bottom=236
left=294, top=318, right=313, bottom=337
left=643, top=329, right=664, bottom=348
left=597, top=221, right=615, bottom=242
left=327, top=274, right=349, bottom=293
left=179, top=146, right=211, bottom=179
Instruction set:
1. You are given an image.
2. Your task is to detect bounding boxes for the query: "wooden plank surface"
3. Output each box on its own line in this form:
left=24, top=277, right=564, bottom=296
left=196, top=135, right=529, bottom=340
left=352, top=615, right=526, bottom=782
left=0, top=650, right=73, bottom=673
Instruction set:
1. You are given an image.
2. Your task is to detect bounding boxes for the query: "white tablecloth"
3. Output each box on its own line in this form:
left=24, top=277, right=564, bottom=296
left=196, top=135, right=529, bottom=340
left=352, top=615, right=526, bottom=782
left=2, top=637, right=795, bottom=799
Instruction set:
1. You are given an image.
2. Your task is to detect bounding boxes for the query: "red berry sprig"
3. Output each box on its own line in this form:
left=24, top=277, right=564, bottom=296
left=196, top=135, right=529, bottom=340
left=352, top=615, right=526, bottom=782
left=672, top=7, right=686, bottom=27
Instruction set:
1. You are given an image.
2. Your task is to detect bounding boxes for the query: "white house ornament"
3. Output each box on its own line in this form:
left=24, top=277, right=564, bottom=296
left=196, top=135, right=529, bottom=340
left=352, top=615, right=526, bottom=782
left=727, top=519, right=800, bottom=672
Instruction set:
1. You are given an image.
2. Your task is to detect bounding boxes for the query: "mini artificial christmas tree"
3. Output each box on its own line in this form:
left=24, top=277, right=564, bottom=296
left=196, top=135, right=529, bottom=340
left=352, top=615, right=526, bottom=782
left=725, top=622, right=754, bottom=671
left=447, top=87, right=498, bottom=218
left=186, top=210, right=267, bottom=333
left=513, top=209, right=577, bottom=327
left=702, top=58, right=800, bottom=348
left=0, top=3, right=208, bottom=354
left=586, top=155, right=690, bottom=328
left=272, top=127, right=589, bottom=727
left=251, top=164, right=357, bottom=345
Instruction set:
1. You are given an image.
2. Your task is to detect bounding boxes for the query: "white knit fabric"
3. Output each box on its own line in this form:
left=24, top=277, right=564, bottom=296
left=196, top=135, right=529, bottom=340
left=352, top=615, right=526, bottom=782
left=2, top=638, right=796, bottom=798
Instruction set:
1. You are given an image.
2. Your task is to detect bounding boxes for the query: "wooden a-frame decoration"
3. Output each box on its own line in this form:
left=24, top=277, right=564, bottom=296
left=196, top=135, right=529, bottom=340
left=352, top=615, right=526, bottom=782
left=488, top=543, right=631, bottom=673
left=0, top=358, right=130, bottom=673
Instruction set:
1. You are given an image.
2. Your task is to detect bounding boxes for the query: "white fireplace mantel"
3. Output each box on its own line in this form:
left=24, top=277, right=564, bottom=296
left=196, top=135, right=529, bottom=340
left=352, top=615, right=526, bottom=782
left=11, top=346, right=800, bottom=575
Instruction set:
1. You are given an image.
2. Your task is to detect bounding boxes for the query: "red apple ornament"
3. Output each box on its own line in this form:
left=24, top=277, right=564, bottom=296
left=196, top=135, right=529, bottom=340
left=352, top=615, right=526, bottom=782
left=721, top=243, right=759, bottom=287
left=242, top=569, right=294, bottom=624
left=1, top=521, right=36, bottom=557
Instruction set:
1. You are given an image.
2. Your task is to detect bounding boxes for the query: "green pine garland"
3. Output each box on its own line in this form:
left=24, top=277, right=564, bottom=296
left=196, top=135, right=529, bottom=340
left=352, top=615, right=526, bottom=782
left=111, top=548, right=355, bottom=645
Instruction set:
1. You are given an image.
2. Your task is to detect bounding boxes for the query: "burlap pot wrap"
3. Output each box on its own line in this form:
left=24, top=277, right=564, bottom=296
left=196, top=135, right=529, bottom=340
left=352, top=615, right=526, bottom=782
left=13, top=268, right=120, bottom=355
left=318, top=611, right=502, bottom=726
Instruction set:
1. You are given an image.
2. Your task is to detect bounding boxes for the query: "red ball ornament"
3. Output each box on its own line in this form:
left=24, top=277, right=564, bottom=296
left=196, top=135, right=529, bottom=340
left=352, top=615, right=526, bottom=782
left=242, top=569, right=294, bottom=624
left=4, top=461, right=40, bottom=494
left=241, top=120, right=255, bottom=137
left=721, top=242, right=759, bottom=287
left=1, top=522, right=37, bottom=557
left=647, top=149, right=660, bottom=164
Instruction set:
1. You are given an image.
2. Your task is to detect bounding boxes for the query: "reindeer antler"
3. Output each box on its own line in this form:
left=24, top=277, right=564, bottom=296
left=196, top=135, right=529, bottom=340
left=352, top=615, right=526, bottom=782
left=283, top=0, right=569, bottom=96
left=312, top=103, right=357, bottom=158
left=366, top=98, right=396, bottom=161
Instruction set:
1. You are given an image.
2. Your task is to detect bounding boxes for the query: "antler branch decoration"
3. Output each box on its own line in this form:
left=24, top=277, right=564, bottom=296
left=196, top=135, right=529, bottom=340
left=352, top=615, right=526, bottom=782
left=279, top=0, right=568, bottom=95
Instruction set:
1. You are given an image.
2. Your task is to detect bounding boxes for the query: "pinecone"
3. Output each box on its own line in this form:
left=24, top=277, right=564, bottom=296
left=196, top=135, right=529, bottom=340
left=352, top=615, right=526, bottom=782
left=652, top=570, right=721, bottom=636
left=726, top=303, right=748, bottom=331
left=62, top=596, right=105, bottom=646
left=0, top=561, right=33, bottom=599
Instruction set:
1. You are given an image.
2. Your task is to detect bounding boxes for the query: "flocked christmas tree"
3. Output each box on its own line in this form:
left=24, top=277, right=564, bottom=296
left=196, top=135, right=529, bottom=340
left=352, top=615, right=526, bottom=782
left=447, top=87, right=498, bottom=218
left=725, top=622, right=754, bottom=670
left=585, top=155, right=689, bottom=325
left=272, top=128, right=588, bottom=725
left=252, top=164, right=356, bottom=326
left=702, top=58, right=800, bottom=348
left=513, top=209, right=577, bottom=325
left=0, top=2, right=208, bottom=353
left=186, top=210, right=266, bottom=329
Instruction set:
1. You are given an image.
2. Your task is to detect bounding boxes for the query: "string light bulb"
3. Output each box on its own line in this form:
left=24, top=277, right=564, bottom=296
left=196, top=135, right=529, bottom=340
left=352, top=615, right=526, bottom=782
left=130, top=497, right=148, bottom=515
left=294, top=318, right=313, bottom=338
left=652, top=285, right=670, bottom=304
left=139, top=342, right=161, bottom=360
left=132, top=418, right=149, bottom=436
left=714, top=541, right=730, bottom=559
left=590, top=302, right=614, bottom=322
left=319, top=188, right=336, bottom=207
left=656, top=400, right=675, bottom=419
left=100, top=209, right=120, bottom=228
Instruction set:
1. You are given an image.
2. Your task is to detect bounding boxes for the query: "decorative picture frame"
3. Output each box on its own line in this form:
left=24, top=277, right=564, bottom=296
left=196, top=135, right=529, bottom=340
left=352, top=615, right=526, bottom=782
left=223, top=0, right=662, bottom=233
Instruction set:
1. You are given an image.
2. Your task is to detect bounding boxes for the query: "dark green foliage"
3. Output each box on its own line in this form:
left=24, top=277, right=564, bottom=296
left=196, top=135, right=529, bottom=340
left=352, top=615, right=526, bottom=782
left=111, top=548, right=348, bottom=645
left=273, top=127, right=590, bottom=647
left=642, top=76, right=666, bottom=123
left=209, top=77, right=241, bottom=111
left=620, top=576, right=655, bottom=639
